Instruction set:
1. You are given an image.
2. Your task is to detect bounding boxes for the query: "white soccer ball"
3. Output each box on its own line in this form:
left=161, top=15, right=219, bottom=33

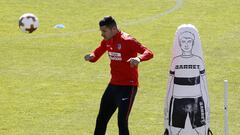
left=19, top=13, right=39, bottom=33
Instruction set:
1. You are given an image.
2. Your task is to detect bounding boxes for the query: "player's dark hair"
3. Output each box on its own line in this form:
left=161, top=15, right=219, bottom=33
left=99, top=16, right=117, bottom=28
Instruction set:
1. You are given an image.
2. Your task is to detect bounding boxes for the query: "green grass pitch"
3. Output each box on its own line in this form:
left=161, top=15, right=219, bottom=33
left=0, top=0, right=240, bottom=134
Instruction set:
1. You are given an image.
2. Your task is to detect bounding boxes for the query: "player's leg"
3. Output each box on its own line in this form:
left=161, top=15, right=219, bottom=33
left=117, top=86, right=137, bottom=135
left=94, top=84, right=118, bottom=135
left=170, top=98, right=189, bottom=135
left=208, top=128, right=213, bottom=135
left=170, top=127, right=183, bottom=135
left=164, top=128, right=169, bottom=135
left=191, top=97, right=207, bottom=135
left=194, top=126, right=207, bottom=135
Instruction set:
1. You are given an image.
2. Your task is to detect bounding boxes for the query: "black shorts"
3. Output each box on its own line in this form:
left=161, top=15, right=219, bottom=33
left=94, top=84, right=138, bottom=135
left=169, top=97, right=206, bottom=128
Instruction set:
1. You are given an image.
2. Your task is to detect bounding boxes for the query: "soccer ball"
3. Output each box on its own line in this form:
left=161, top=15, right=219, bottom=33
left=19, top=13, right=39, bottom=33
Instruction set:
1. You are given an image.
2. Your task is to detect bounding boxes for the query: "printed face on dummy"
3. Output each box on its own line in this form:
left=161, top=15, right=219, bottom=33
left=179, top=37, right=194, bottom=52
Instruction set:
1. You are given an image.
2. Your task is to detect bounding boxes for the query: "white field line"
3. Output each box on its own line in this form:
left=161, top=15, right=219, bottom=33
left=122, top=0, right=183, bottom=26
left=1, top=0, right=183, bottom=41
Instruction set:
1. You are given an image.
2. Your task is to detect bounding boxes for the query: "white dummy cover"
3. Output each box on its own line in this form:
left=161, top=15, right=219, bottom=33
left=164, top=24, right=211, bottom=135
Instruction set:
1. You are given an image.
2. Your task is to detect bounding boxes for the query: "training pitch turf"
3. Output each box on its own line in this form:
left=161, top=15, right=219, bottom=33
left=0, top=0, right=240, bottom=134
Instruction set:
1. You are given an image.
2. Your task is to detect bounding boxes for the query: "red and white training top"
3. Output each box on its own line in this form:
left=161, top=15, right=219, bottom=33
left=90, top=31, right=153, bottom=86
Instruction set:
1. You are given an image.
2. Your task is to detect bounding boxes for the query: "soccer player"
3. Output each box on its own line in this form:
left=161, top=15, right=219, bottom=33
left=84, top=16, right=154, bottom=135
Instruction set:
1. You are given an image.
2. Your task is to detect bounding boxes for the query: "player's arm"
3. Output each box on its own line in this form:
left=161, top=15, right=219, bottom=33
left=84, top=41, right=107, bottom=62
left=127, top=39, right=154, bottom=67
left=200, top=70, right=210, bottom=123
left=199, top=59, right=211, bottom=126
left=164, top=60, right=175, bottom=129
left=199, top=64, right=209, bottom=107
